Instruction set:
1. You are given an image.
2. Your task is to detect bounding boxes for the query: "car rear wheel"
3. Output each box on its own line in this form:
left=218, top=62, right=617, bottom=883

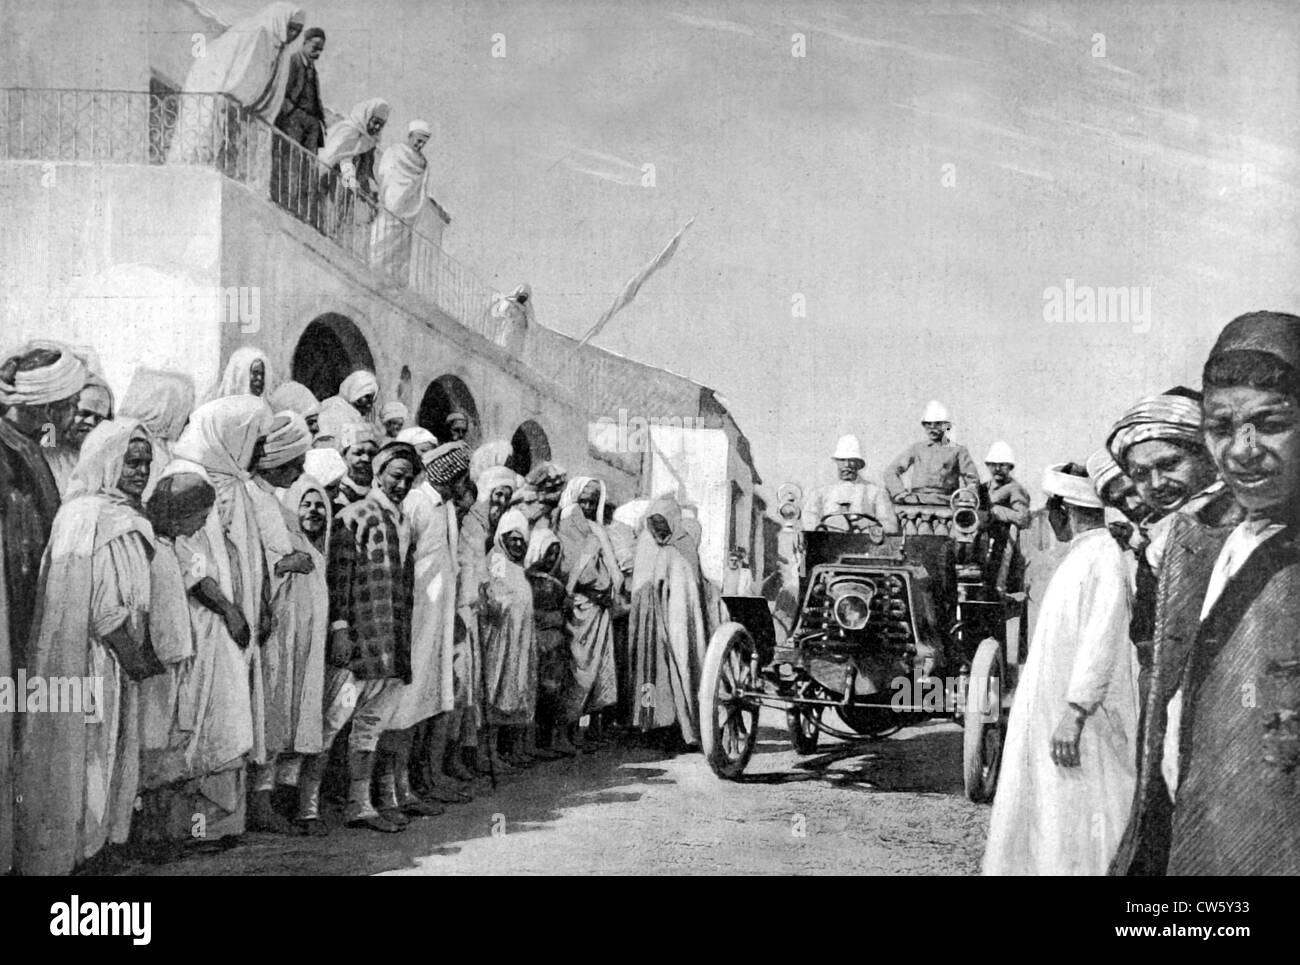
left=963, top=637, right=1006, bottom=802
left=787, top=706, right=821, bottom=755
left=699, top=622, right=761, bottom=779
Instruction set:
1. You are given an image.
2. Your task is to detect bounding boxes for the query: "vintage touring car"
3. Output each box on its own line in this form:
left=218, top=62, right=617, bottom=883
left=698, top=486, right=1025, bottom=801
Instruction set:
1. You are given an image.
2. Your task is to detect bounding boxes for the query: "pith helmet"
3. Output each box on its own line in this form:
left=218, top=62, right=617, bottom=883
left=984, top=440, right=1015, bottom=465
left=922, top=400, right=950, bottom=423
left=831, top=434, right=864, bottom=463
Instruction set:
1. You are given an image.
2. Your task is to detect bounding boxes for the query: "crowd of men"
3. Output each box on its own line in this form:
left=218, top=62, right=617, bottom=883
left=0, top=341, right=731, bottom=874
left=981, top=310, right=1300, bottom=877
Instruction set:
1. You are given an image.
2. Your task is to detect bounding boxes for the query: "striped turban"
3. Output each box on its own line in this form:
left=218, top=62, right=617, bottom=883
left=1085, top=448, right=1125, bottom=501
left=372, top=441, right=419, bottom=479
left=423, top=441, right=471, bottom=486
left=1106, top=390, right=1203, bottom=467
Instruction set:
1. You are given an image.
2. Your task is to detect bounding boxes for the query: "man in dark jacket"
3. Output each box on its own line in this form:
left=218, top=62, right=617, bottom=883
left=271, top=27, right=327, bottom=217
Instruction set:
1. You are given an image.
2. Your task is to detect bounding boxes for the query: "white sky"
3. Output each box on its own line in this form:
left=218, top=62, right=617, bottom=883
left=214, top=0, right=1300, bottom=503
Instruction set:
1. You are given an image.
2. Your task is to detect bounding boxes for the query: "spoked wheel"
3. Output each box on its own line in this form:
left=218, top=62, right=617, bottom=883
left=699, top=622, right=761, bottom=779
left=963, top=637, right=1006, bottom=802
left=787, top=705, right=822, bottom=755
left=837, top=702, right=904, bottom=739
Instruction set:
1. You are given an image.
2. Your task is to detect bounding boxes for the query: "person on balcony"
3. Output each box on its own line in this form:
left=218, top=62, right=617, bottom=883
left=318, top=98, right=390, bottom=243
left=271, top=26, right=326, bottom=218
left=372, top=120, right=436, bottom=282
left=167, top=3, right=305, bottom=172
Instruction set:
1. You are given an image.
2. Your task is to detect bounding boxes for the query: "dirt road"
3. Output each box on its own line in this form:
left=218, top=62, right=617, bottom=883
left=125, top=708, right=989, bottom=876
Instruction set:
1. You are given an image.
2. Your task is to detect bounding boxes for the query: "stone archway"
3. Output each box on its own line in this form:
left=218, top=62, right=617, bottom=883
left=507, top=419, right=551, bottom=476
left=291, top=313, right=376, bottom=402
left=417, top=373, right=480, bottom=445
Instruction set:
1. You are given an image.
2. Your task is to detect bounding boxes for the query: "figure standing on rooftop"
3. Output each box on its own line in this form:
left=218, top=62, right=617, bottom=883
left=167, top=3, right=305, bottom=172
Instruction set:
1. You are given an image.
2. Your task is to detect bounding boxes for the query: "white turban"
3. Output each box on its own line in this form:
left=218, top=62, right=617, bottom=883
left=339, top=421, right=378, bottom=453
left=380, top=401, right=409, bottom=424
left=303, top=447, right=348, bottom=488
left=1042, top=463, right=1102, bottom=509
left=269, top=380, right=321, bottom=419
left=476, top=465, right=519, bottom=503
left=408, top=119, right=431, bottom=136
left=397, top=426, right=437, bottom=449
left=257, top=411, right=312, bottom=470
left=0, top=340, right=87, bottom=406
left=339, top=370, right=379, bottom=404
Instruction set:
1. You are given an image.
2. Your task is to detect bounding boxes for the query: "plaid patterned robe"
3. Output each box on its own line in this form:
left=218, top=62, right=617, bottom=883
left=327, top=493, right=414, bottom=682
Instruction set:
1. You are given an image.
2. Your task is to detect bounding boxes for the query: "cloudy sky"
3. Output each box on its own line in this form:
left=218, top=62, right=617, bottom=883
left=213, top=0, right=1300, bottom=501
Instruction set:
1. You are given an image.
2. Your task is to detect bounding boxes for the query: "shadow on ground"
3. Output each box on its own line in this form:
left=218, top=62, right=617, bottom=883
left=118, top=739, right=685, bottom=877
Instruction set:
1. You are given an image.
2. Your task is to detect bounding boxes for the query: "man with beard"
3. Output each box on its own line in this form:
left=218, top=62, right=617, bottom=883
left=444, top=411, right=470, bottom=443
left=0, top=340, right=84, bottom=874
left=1106, top=387, right=1240, bottom=875
left=801, top=434, right=899, bottom=533
left=983, top=441, right=1030, bottom=592
left=1107, top=388, right=1237, bottom=705
left=333, top=422, right=379, bottom=512
left=44, top=370, right=113, bottom=495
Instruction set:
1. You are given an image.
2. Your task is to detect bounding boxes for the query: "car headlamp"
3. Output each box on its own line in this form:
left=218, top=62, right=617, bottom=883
left=829, top=579, right=876, bottom=632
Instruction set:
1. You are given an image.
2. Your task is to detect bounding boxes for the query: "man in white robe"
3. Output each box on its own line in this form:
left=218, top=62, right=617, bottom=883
left=393, top=442, right=471, bottom=802
left=372, top=120, right=436, bottom=281
left=168, top=4, right=304, bottom=167
left=983, top=462, right=1139, bottom=875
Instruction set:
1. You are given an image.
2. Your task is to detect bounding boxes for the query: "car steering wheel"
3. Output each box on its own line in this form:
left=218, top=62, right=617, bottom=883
left=815, top=512, right=884, bottom=535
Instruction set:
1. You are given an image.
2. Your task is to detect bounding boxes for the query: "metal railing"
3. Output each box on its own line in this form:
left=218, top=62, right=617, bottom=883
left=0, top=87, right=496, bottom=340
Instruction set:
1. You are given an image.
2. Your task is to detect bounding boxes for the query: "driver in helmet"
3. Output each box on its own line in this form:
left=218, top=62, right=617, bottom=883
left=801, top=434, right=900, bottom=534
left=883, top=400, right=979, bottom=503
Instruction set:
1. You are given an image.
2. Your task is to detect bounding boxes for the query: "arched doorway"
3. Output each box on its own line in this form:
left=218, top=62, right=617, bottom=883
left=507, top=419, right=551, bottom=476
left=291, top=313, right=375, bottom=402
left=417, top=374, right=480, bottom=445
